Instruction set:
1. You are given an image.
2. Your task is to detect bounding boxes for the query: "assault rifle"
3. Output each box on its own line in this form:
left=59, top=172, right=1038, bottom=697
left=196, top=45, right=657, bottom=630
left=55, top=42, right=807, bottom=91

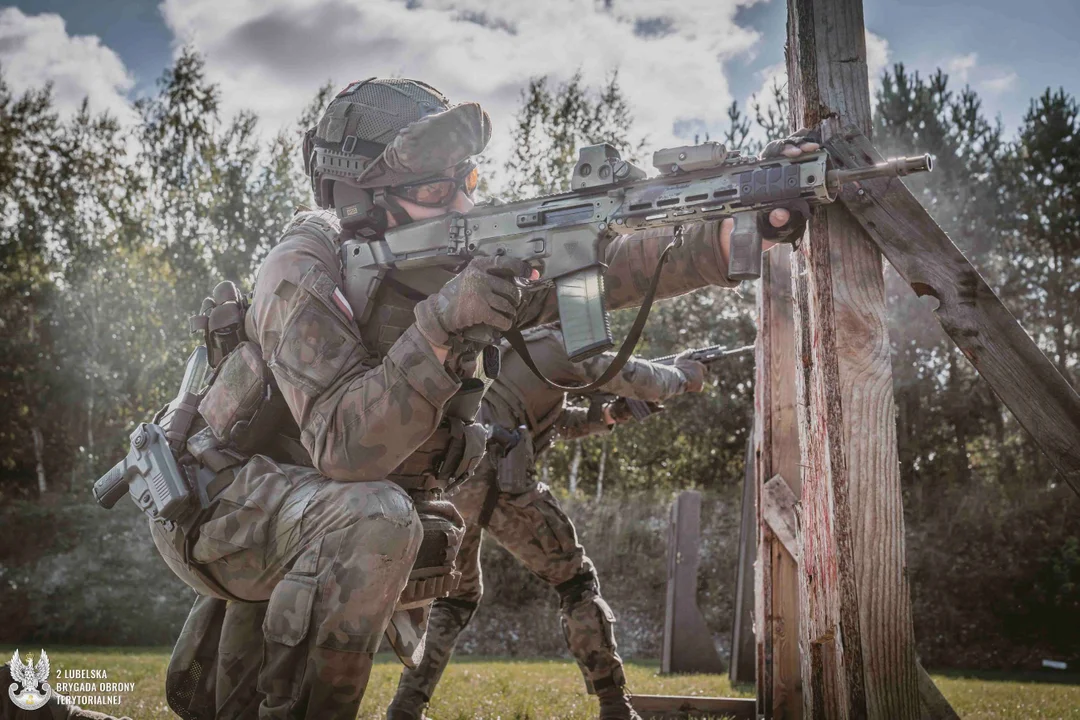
left=342, top=141, right=931, bottom=388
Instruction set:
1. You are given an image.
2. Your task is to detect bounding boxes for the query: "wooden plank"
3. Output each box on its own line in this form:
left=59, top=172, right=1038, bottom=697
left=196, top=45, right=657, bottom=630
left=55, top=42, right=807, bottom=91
left=825, top=127, right=1080, bottom=489
left=634, top=694, right=756, bottom=720
left=762, top=474, right=799, bottom=561
left=754, top=243, right=803, bottom=719
left=917, top=663, right=960, bottom=720
left=786, top=0, right=922, bottom=716
left=730, top=436, right=758, bottom=685
left=662, top=491, right=726, bottom=675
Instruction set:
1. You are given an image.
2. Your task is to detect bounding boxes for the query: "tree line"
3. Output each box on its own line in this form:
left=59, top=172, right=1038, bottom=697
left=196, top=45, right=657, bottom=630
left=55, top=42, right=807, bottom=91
left=1, top=51, right=1077, bottom=513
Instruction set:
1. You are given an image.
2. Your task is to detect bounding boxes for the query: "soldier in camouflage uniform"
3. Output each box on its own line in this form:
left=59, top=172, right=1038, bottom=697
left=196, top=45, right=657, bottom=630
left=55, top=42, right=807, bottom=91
left=147, top=77, right=812, bottom=720
left=386, top=324, right=706, bottom=720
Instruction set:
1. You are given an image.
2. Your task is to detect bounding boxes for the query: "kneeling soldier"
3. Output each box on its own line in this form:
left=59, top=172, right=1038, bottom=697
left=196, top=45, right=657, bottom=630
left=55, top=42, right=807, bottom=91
left=386, top=324, right=706, bottom=720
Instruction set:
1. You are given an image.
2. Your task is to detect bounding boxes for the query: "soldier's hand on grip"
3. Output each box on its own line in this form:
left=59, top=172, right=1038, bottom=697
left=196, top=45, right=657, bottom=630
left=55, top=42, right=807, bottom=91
left=414, top=255, right=530, bottom=348
left=608, top=397, right=664, bottom=424
left=674, top=355, right=707, bottom=393
left=754, top=127, right=823, bottom=245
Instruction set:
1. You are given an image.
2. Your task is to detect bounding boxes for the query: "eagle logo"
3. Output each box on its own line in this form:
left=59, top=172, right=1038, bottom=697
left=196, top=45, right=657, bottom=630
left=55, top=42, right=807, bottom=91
left=8, top=649, right=52, bottom=711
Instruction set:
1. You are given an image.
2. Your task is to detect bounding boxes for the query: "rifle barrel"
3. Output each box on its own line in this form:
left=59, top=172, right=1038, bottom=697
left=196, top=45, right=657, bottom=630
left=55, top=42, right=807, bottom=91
left=650, top=344, right=754, bottom=366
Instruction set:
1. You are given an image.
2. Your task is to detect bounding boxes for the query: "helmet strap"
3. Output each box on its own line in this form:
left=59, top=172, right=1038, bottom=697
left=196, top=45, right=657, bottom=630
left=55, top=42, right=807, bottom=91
left=373, top=189, right=415, bottom=228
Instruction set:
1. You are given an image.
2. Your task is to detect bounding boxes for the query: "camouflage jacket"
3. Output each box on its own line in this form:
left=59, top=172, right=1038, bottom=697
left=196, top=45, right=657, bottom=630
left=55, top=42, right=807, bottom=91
left=246, top=210, right=735, bottom=483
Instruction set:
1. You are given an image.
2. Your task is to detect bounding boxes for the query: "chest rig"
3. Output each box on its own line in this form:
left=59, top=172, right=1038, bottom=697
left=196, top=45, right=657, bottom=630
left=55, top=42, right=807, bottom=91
left=341, top=228, right=487, bottom=494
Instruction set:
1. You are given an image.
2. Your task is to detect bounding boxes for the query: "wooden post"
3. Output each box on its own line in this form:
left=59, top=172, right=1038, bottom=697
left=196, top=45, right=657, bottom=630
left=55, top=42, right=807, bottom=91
left=662, top=491, right=726, bottom=674
left=730, top=437, right=757, bottom=684
left=754, top=244, right=803, bottom=718
left=785, top=0, right=921, bottom=715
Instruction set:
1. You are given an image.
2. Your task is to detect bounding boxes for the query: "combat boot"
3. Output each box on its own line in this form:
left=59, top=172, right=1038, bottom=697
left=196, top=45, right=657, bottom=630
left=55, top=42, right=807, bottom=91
left=597, top=686, right=643, bottom=720
left=386, top=686, right=431, bottom=720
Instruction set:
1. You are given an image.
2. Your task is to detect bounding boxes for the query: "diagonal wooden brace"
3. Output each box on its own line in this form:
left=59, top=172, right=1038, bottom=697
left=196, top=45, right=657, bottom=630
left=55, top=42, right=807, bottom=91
left=826, top=127, right=1080, bottom=489
left=762, top=474, right=799, bottom=561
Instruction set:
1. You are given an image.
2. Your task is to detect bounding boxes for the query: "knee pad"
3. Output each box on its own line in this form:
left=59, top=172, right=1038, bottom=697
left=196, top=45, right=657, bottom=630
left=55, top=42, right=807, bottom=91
left=556, top=567, right=600, bottom=609
left=557, top=575, right=624, bottom=694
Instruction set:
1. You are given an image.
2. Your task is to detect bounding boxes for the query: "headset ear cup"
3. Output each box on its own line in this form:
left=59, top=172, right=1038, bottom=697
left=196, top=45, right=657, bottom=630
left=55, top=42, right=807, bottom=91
left=303, top=127, right=320, bottom=203
left=302, top=127, right=316, bottom=176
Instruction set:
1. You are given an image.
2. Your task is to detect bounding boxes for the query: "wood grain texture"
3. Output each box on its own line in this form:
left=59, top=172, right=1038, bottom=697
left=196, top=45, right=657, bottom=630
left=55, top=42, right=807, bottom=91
left=731, top=437, right=758, bottom=684
left=762, top=474, right=800, bottom=560
left=826, top=127, right=1080, bottom=488
left=786, top=0, right=921, bottom=717
left=755, top=244, right=804, bottom=718
left=635, top=694, right=756, bottom=719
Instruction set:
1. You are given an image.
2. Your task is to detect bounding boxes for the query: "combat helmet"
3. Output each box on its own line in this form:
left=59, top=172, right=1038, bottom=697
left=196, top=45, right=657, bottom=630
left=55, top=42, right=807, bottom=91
left=303, top=78, right=491, bottom=234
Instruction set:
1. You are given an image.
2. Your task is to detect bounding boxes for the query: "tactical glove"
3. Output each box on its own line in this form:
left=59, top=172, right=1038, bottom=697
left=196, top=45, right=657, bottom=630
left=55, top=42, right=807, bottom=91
left=761, top=127, right=822, bottom=161
left=414, top=256, right=530, bottom=349
left=756, top=127, right=823, bottom=245
left=608, top=397, right=664, bottom=424
left=674, top=355, right=707, bottom=393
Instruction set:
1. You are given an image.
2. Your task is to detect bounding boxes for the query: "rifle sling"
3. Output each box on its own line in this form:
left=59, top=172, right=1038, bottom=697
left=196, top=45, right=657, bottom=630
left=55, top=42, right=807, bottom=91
left=504, top=233, right=681, bottom=393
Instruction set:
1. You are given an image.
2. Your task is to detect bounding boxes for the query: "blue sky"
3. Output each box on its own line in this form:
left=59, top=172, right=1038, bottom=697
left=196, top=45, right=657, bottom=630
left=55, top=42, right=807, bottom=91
left=6, top=0, right=1079, bottom=163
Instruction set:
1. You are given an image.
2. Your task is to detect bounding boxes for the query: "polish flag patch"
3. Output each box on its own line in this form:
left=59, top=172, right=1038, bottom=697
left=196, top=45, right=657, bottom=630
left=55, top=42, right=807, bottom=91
left=331, top=286, right=354, bottom=322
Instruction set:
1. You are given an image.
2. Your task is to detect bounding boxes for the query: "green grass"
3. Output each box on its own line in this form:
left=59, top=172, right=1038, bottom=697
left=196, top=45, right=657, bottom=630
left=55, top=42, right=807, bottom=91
left=4, top=647, right=1080, bottom=719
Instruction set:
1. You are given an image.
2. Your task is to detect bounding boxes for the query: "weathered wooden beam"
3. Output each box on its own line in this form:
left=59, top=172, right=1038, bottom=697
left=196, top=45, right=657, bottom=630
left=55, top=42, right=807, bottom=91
left=825, top=127, right=1080, bottom=489
left=762, top=475, right=800, bottom=561
left=634, top=694, right=756, bottom=720
left=730, top=436, right=758, bottom=685
left=756, top=470, right=960, bottom=717
left=917, top=664, right=960, bottom=720
left=786, top=0, right=923, bottom=716
left=754, top=243, right=803, bottom=718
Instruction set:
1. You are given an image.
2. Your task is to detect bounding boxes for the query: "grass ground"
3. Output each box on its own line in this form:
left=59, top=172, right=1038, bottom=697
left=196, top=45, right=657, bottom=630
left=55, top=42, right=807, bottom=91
left=3, top=647, right=1080, bottom=719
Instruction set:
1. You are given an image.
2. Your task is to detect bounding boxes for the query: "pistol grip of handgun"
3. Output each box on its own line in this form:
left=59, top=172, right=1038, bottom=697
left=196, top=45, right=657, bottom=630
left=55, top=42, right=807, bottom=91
left=94, top=458, right=130, bottom=509
left=556, top=266, right=613, bottom=362
left=727, top=212, right=763, bottom=282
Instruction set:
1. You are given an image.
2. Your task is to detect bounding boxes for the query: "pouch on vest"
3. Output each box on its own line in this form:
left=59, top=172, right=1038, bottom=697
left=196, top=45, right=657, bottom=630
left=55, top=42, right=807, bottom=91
left=436, top=378, right=488, bottom=488
left=189, top=281, right=248, bottom=370
left=496, top=434, right=537, bottom=494
left=198, top=341, right=280, bottom=455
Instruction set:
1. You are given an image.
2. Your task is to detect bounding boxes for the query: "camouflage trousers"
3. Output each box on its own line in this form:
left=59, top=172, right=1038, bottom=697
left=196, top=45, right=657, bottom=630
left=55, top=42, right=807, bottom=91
left=150, top=454, right=423, bottom=720
left=389, top=456, right=626, bottom=715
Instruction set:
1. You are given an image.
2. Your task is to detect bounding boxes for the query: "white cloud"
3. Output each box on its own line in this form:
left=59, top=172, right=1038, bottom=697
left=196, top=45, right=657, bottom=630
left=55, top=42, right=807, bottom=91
left=866, top=30, right=891, bottom=89
left=981, top=70, right=1018, bottom=95
left=160, top=0, right=769, bottom=172
left=942, top=51, right=1017, bottom=96
left=946, top=52, right=978, bottom=84
left=0, top=8, right=135, bottom=121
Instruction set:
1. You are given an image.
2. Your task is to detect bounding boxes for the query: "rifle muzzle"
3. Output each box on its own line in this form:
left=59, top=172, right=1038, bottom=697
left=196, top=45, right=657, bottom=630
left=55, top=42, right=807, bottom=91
left=827, top=153, right=933, bottom=188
